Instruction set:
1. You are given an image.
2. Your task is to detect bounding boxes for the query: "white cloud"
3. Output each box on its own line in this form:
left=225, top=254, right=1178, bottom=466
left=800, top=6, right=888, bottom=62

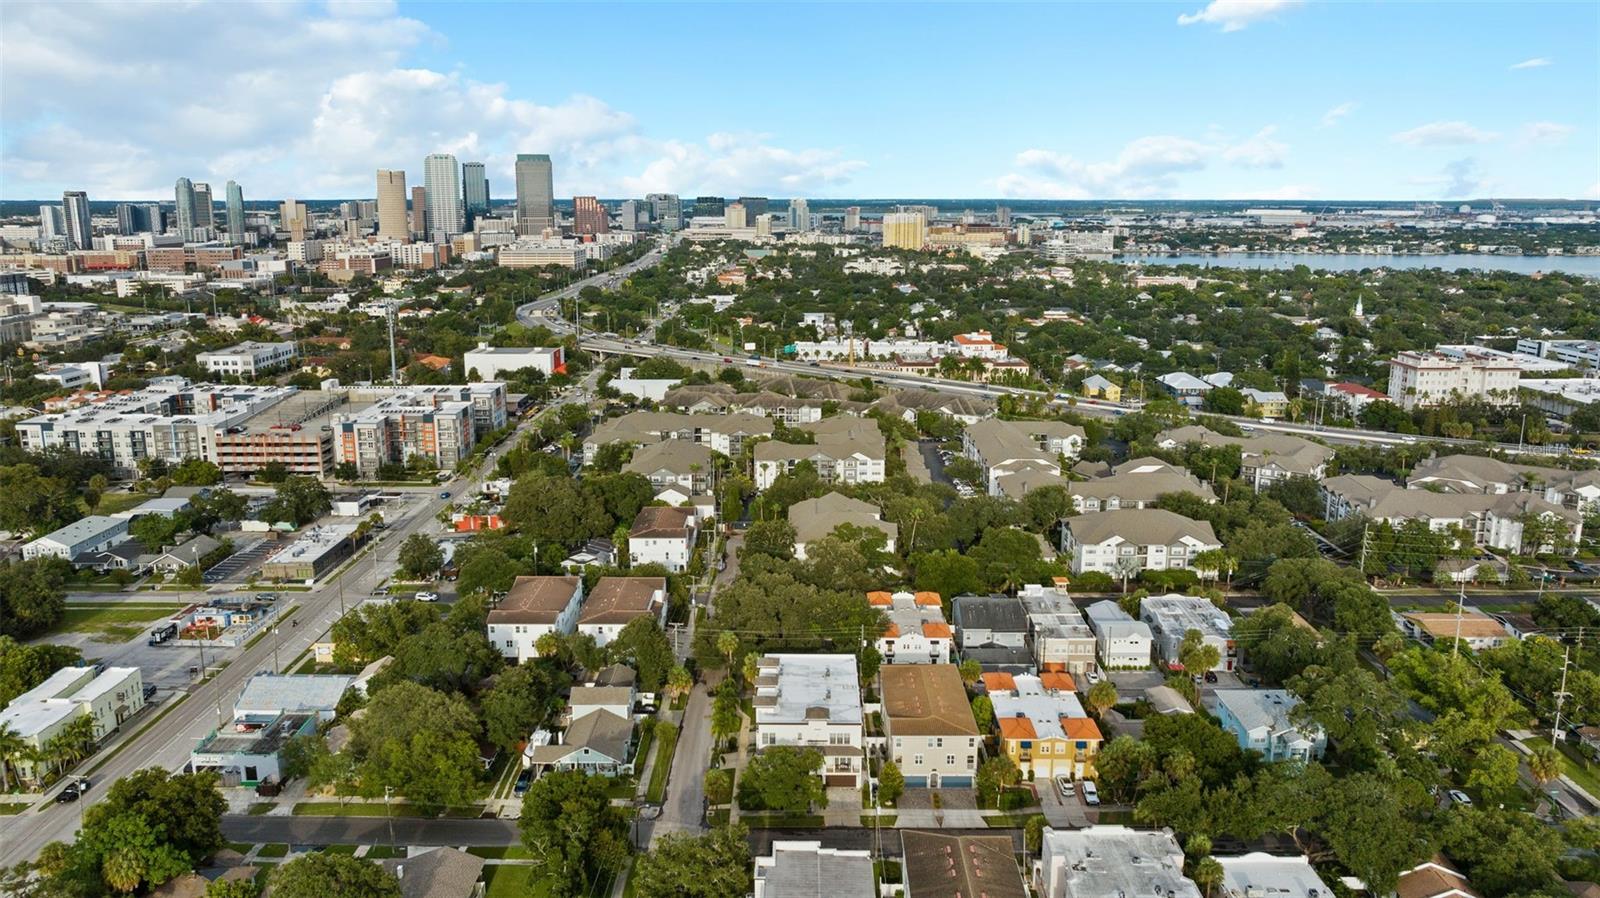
left=1391, top=121, right=1501, bottom=147
left=1221, top=126, right=1288, bottom=168
left=996, top=126, right=1289, bottom=198
left=1509, top=57, right=1552, bottom=70
left=1177, top=0, right=1301, bottom=31
left=1320, top=102, right=1357, bottom=128
left=1516, top=121, right=1574, bottom=147
left=1409, top=158, right=1493, bottom=198
left=0, top=0, right=865, bottom=198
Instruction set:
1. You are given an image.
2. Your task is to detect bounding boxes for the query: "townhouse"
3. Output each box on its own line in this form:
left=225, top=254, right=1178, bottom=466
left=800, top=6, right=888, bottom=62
left=1035, top=826, right=1201, bottom=898
left=988, top=672, right=1102, bottom=781
left=1211, top=688, right=1326, bottom=762
left=752, top=654, right=865, bottom=786
left=1066, top=458, right=1217, bottom=513
left=622, top=440, right=716, bottom=494
left=1083, top=600, right=1154, bottom=669
left=486, top=575, right=584, bottom=662
left=628, top=506, right=698, bottom=572
left=1140, top=593, right=1236, bottom=672
left=1154, top=425, right=1332, bottom=491
left=880, top=664, right=980, bottom=788
left=1021, top=583, right=1097, bottom=676
left=951, top=594, right=1033, bottom=671
left=789, top=492, right=897, bottom=561
left=575, top=576, right=668, bottom=646
left=869, top=591, right=952, bottom=665
left=964, top=417, right=1085, bottom=496
left=1062, top=508, right=1221, bottom=576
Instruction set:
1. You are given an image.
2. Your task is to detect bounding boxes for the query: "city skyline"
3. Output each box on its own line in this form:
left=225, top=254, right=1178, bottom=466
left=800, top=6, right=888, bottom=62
left=0, top=1, right=1596, bottom=202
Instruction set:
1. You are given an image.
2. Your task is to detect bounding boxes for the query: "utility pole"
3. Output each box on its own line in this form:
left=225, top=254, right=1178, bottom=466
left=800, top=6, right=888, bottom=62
left=385, top=785, right=396, bottom=849
left=1551, top=645, right=1572, bottom=749
left=1452, top=581, right=1466, bottom=658
left=1358, top=524, right=1370, bottom=578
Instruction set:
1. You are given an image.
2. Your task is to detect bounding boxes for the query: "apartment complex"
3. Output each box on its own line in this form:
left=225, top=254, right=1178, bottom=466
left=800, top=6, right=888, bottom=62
left=1386, top=349, right=1521, bottom=410
left=753, top=416, right=886, bottom=491
left=964, top=417, right=1085, bottom=495
left=584, top=411, right=774, bottom=462
left=753, top=654, right=864, bottom=786
left=788, top=492, right=897, bottom=561
left=1062, top=509, right=1222, bottom=576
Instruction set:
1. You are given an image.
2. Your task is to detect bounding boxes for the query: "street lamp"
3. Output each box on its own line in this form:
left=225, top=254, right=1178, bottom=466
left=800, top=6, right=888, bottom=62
left=385, top=785, right=396, bottom=850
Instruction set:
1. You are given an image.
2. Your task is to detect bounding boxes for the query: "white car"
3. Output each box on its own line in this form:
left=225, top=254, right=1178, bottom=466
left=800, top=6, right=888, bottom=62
left=1084, top=668, right=1102, bottom=685
left=414, top=591, right=440, bottom=602
left=1080, top=781, right=1100, bottom=805
left=1057, top=777, right=1072, bottom=798
left=1448, top=789, right=1472, bottom=806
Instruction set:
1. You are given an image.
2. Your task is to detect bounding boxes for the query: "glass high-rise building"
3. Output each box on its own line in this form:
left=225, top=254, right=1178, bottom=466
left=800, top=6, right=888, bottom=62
left=115, top=203, right=138, bottom=236
left=376, top=170, right=408, bottom=240
left=462, top=161, right=489, bottom=225
left=647, top=193, right=681, bottom=231
left=788, top=198, right=809, bottom=231
left=693, top=196, right=725, bottom=217
left=514, top=154, right=553, bottom=235
left=737, top=196, right=769, bottom=221
left=193, top=183, right=215, bottom=231
left=226, top=181, right=246, bottom=238
left=173, top=178, right=197, bottom=239
left=62, top=191, right=92, bottom=250
left=423, top=153, right=465, bottom=238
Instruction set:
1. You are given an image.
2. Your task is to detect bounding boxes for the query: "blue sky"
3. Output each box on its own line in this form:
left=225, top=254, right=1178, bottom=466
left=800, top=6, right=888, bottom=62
left=2, top=0, right=1596, bottom=200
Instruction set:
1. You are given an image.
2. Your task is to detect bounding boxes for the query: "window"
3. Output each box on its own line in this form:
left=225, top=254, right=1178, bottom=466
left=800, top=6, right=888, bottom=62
left=946, top=755, right=956, bottom=766
left=912, top=754, right=924, bottom=766
left=933, top=737, right=943, bottom=748
left=830, top=732, right=851, bottom=746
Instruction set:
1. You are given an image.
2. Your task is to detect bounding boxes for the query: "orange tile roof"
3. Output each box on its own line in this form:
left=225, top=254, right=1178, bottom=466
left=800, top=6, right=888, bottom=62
left=867, top=591, right=893, bottom=607
left=981, top=672, right=1016, bottom=693
left=922, top=621, right=953, bottom=639
left=1040, top=671, right=1076, bottom=692
left=998, top=716, right=1037, bottom=740
left=1061, top=717, right=1103, bottom=741
left=1041, top=662, right=1065, bottom=673
left=883, top=623, right=901, bottom=638
left=1051, top=576, right=1071, bottom=587
left=913, top=591, right=942, bottom=606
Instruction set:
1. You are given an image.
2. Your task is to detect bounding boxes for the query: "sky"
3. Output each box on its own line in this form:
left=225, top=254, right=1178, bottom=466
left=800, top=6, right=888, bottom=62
left=1, top=0, right=1597, bottom=202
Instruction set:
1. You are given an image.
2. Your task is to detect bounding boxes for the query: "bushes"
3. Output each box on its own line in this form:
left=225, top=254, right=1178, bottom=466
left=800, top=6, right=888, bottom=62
left=1070, top=571, right=1117, bottom=592
left=1140, top=569, right=1200, bottom=591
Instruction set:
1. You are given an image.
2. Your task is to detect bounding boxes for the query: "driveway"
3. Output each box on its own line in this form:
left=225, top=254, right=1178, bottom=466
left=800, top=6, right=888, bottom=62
left=648, top=683, right=712, bottom=845
left=1039, top=778, right=1092, bottom=829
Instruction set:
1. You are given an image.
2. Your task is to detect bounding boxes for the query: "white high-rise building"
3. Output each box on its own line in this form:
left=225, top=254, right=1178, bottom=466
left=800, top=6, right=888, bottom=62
left=376, top=170, right=409, bottom=240
left=647, top=193, right=681, bottom=231
left=61, top=192, right=92, bottom=250
left=788, top=198, right=809, bottom=231
left=423, top=153, right=465, bottom=239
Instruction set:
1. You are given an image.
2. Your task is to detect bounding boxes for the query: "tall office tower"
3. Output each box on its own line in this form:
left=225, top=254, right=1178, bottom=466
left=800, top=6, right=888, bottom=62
left=358, top=200, right=378, bottom=219
left=141, top=204, right=163, bottom=233
left=375, top=170, right=408, bottom=240
left=339, top=201, right=359, bottom=220
left=39, top=204, right=65, bottom=241
left=694, top=196, right=724, bottom=217
left=115, top=203, right=138, bottom=235
left=647, top=193, right=681, bottom=231
left=514, top=154, right=554, bottom=235
left=61, top=191, right=92, bottom=250
left=755, top=214, right=773, bottom=238
left=737, top=196, right=769, bottom=221
left=410, top=186, right=427, bottom=236
left=995, top=205, right=1012, bottom=226
left=226, top=181, right=246, bottom=238
left=617, top=200, right=641, bottom=232
left=844, top=206, right=861, bottom=231
left=882, top=212, right=928, bottom=250
left=573, top=196, right=609, bottom=235
left=462, top=161, right=489, bottom=226
left=173, top=177, right=198, bottom=239
left=423, top=153, right=465, bottom=238
left=193, top=183, right=215, bottom=231
left=724, top=202, right=747, bottom=229
left=788, top=198, right=809, bottom=231
left=280, top=199, right=309, bottom=242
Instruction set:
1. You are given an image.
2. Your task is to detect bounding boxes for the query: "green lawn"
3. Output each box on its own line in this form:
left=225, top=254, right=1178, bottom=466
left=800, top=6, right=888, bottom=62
left=56, top=603, right=185, bottom=642
left=226, top=842, right=254, bottom=854
left=467, top=846, right=535, bottom=860
left=862, top=814, right=897, bottom=827
left=646, top=726, right=678, bottom=803
left=256, top=844, right=289, bottom=858
left=982, top=813, right=1039, bottom=828
left=247, top=802, right=276, bottom=815
left=319, top=845, right=359, bottom=855
left=92, top=492, right=153, bottom=516
left=362, top=845, right=406, bottom=859
left=1554, top=742, right=1600, bottom=797
left=742, top=813, right=823, bottom=827
left=291, top=801, right=481, bottom=818
left=0, top=803, right=31, bottom=815
left=484, top=865, right=552, bottom=898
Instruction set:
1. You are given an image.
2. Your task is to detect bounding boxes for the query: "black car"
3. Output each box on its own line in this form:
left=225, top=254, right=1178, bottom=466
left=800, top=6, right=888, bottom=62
left=56, top=778, right=91, bottom=803
left=1203, top=671, right=1219, bottom=684
left=143, top=684, right=158, bottom=700
left=513, top=771, right=533, bottom=796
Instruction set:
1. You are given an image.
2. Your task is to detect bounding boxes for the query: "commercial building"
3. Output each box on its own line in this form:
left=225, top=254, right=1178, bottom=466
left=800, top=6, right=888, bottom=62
left=22, top=515, right=131, bottom=561
left=881, top=212, right=927, bottom=250
left=1034, top=826, right=1200, bottom=898
left=190, top=673, right=350, bottom=787
left=753, top=841, right=873, bottom=898
left=461, top=160, right=489, bottom=223
left=0, top=666, right=146, bottom=785
left=258, top=523, right=359, bottom=583
left=62, top=191, right=92, bottom=250
left=647, top=193, right=682, bottom=231
left=198, top=340, right=296, bottom=379
left=880, top=664, right=979, bottom=787
left=989, top=672, right=1101, bottom=781
left=573, top=196, right=609, bottom=234
left=1212, top=689, right=1326, bottom=762
left=868, top=591, right=950, bottom=664
left=753, top=653, right=864, bottom=786
left=628, top=506, right=698, bottom=572
left=174, top=177, right=198, bottom=238
left=1063, top=509, right=1222, bottom=576
left=515, top=154, right=555, bottom=235
left=411, top=186, right=427, bottom=236
left=462, top=343, right=565, bottom=380
left=1140, top=594, right=1235, bottom=672
left=376, top=170, right=409, bottom=240
left=1387, top=350, right=1521, bottom=410
left=423, top=153, right=465, bottom=239
left=1084, top=600, right=1153, bottom=669
left=488, top=576, right=584, bottom=662
left=788, top=492, right=897, bottom=561
left=575, top=576, right=668, bottom=646
left=497, top=241, right=587, bottom=269
left=1516, top=337, right=1600, bottom=371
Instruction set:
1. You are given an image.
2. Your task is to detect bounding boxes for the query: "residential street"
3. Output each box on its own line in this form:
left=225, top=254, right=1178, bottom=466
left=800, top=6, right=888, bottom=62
left=646, top=683, right=712, bottom=845
left=220, top=815, right=521, bottom=847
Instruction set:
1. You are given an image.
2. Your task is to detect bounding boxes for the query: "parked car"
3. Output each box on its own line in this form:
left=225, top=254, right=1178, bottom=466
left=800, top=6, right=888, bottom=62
left=438, top=491, right=452, bottom=500
left=56, top=778, right=91, bottom=803
left=1084, top=669, right=1102, bottom=686
left=514, top=771, right=533, bottom=796
left=143, top=684, right=158, bottom=700
left=1448, top=789, right=1472, bottom=806
left=1203, top=671, right=1219, bottom=684
left=1080, top=781, right=1100, bottom=805
left=414, top=591, right=440, bottom=603
left=1057, top=777, right=1072, bottom=798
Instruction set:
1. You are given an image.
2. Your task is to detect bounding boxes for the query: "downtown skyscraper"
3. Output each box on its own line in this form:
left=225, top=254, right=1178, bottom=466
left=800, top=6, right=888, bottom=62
left=193, top=183, right=215, bottom=232
left=61, top=191, right=92, bottom=250
left=225, top=181, right=245, bottom=239
left=647, top=193, right=681, bottom=231
left=376, top=169, right=409, bottom=240
left=514, top=154, right=553, bottom=235
left=462, top=161, right=489, bottom=226
left=423, top=154, right=465, bottom=238
left=173, top=177, right=197, bottom=239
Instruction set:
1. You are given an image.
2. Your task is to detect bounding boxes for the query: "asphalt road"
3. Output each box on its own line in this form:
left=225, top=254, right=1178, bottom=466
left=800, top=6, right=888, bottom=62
left=0, top=393, right=565, bottom=867
left=644, top=684, right=712, bottom=846
left=220, top=814, right=522, bottom=847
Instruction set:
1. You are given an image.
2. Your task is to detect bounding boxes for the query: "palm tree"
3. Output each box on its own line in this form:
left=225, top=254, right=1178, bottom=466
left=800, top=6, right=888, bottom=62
left=717, top=630, right=740, bottom=669
left=58, top=715, right=98, bottom=768
left=1529, top=742, right=1562, bottom=786
left=666, top=666, right=693, bottom=703
left=1113, top=556, right=1143, bottom=593
left=0, top=724, right=26, bottom=793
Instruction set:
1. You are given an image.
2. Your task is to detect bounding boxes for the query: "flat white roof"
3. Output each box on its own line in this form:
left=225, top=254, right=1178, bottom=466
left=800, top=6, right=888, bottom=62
left=69, top=667, right=141, bottom=704
left=262, top=522, right=359, bottom=566
left=1216, top=852, right=1328, bottom=898
left=8, top=666, right=95, bottom=707
left=0, top=700, right=78, bottom=739
left=755, top=654, right=862, bottom=726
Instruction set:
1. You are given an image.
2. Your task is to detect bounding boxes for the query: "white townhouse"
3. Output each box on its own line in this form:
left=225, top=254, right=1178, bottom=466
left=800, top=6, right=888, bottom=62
left=753, top=654, right=865, bottom=787
left=1062, top=509, right=1221, bottom=576
left=486, top=575, right=584, bottom=662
